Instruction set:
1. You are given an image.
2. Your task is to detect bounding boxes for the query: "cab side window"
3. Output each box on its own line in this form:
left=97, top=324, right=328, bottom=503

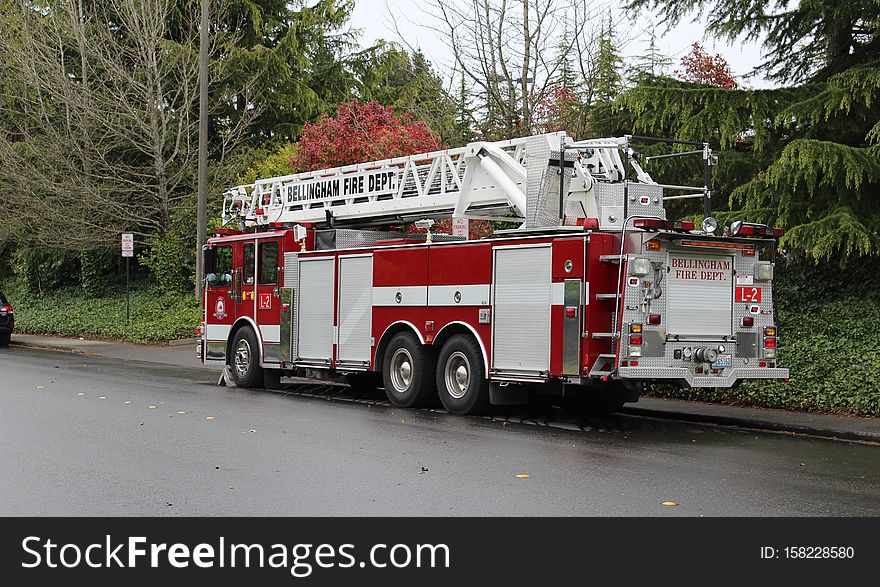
left=213, top=246, right=232, bottom=276
left=243, top=243, right=255, bottom=285
left=259, top=241, right=279, bottom=285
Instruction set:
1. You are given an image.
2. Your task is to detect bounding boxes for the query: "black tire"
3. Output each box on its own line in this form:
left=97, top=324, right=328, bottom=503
left=0, top=332, right=9, bottom=347
left=382, top=332, right=436, bottom=408
left=436, top=334, right=489, bottom=415
left=228, top=327, right=264, bottom=388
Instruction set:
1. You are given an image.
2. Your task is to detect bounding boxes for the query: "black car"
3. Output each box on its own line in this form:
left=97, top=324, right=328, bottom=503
left=0, top=291, right=13, bottom=346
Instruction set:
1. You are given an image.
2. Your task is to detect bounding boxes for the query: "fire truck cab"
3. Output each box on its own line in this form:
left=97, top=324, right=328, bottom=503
left=199, top=132, right=788, bottom=414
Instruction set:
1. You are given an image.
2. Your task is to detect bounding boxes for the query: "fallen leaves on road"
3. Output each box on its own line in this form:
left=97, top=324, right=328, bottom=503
left=240, top=429, right=256, bottom=434
left=515, top=474, right=530, bottom=479
left=99, top=396, right=107, bottom=400
left=177, top=411, right=187, bottom=415
left=148, top=405, right=157, bottom=409
left=661, top=501, right=678, bottom=506
left=206, top=416, right=215, bottom=420
left=35, top=386, right=44, bottom=389
left=77, top=392, right=85, bottom=396
left=124, top=401, right=132, bottom=405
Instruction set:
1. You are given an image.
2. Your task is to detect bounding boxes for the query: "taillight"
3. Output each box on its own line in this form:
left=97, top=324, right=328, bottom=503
left=629, top=334, right=643, bottom=345
left=764, top=326, right=777, bottom=336
left=764, top=337, right=777, bottom=348
left=196, top=325, right=203, bottom=336
left=741, top=317, right=754, bottom=327
left=647, top=313, right=661, bottom=325
left=0, top=305, right=12, bottom=313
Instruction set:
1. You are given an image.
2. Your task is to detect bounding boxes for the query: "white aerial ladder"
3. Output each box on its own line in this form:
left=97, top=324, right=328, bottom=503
left=221, top=131, right=687, bottom=232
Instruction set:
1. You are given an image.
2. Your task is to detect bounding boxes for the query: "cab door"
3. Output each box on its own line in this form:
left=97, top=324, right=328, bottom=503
left=203, top=243, right=235, bottom=360
left=235, top=239, right=257, bottom=325
left=256, top=237, right=282, bottom=363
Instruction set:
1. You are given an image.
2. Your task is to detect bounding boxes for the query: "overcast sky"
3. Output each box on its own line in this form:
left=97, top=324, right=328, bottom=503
left=350, top=0, right=774, bottom=89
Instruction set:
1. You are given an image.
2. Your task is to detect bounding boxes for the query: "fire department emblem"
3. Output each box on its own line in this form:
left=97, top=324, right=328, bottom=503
left=213, top=297, right=227, bottom=320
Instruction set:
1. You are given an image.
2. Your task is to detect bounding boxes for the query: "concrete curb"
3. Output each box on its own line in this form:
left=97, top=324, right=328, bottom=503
left=621, top=405, right=879, bottom=444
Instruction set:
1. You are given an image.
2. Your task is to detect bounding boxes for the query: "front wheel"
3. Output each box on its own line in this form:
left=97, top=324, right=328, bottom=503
left=436, top=335, right=489, bottom=415
left=229, top=327, right=264, bottom=388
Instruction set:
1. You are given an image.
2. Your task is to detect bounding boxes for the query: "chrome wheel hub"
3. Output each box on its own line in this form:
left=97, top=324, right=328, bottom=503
left=234, top=339, right=251, bottom=377
left=445, top=351, right=470, bottom=399
left=389, top=348, right=414, bottom=393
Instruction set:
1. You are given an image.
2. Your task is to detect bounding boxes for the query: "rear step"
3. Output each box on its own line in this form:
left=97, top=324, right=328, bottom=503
left=591, top=332, right=615, bottom=339
left=589, top=353, right=617, bottom=377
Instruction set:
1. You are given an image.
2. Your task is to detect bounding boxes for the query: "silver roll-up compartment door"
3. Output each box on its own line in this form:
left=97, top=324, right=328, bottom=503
left=666, top=251, right=734, bottom=338
left=337, top=254, right=373, bottom=366
left=492, top=245, right=552, bottom=375
left=296, top=257, right=335, bottom=362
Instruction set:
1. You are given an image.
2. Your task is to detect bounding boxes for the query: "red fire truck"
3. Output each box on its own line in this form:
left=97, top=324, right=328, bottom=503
left=198, top=132, right=787, bottom=414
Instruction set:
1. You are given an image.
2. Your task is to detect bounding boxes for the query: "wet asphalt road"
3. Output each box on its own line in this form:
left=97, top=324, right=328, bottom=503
left=1, top=346, right=878, bottom=516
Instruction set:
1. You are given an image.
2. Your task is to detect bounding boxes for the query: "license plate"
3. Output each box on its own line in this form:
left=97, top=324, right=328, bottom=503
left=714, top=354, right=732, bottom=368
left=0, top=311, right=6, bottom=317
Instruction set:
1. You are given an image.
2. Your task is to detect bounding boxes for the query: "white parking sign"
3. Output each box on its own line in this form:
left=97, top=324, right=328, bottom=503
left=122, top=233, right=134, bottom=258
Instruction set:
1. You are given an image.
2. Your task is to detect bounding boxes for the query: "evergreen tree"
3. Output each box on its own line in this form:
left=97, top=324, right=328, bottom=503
left=357, top=47, right=458, bottom=144
left=452, top=74, right=476, bottom=145
left=555, top=24, right=580, bottom=91
left=608, top=0, right=880, bottom=264
left=593, top=14, right=624, bottom=102
left=631, top=27, right=672, bottom=78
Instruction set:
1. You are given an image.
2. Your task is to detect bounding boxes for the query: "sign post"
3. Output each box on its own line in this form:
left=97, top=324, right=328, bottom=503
left=121, top=233, right=134, bottom=323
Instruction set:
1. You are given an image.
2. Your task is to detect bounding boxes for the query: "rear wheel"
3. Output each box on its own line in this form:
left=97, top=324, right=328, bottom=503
left=436, top=335, right=489, bottom=415
left=229, top=327, right=264, bottom=388
left=0, top=332, right=9, bottom=347
left=382, top=332, right=435, bottom=408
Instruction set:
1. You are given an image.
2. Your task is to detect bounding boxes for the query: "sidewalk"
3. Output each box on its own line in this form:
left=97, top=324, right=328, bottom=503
left=10, top=334, right=208, bottom=370
left=9, top=334, right=879, bottom=443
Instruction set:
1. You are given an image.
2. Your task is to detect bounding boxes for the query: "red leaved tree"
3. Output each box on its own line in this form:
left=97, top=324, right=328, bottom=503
left=291, top=100, right=491, bottom=239
left=675, top=42, right=737, bottom=88
left=291, top=100, right=443, bottom=172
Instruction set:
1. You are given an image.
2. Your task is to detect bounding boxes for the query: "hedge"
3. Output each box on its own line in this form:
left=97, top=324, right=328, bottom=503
left=1, top=281, right=200, bottom=344
left=650, top=258, right=880, bottom=416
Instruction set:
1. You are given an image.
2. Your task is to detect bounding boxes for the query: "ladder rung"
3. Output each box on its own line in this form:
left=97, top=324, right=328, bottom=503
left=594, top=293, right=620, bottom=300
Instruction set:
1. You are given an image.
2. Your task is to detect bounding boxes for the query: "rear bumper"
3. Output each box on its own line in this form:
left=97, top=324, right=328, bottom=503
left=617, top=366, right=789, bottom=388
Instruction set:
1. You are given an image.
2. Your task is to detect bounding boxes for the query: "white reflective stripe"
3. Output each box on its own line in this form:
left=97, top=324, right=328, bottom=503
left=373, top=286, right=428, bottom=306
left=427, top=284, right=491, bottom=306
left=205, top=324, right=231, bottom=341
left=259, top=324, right=281, bottom=343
